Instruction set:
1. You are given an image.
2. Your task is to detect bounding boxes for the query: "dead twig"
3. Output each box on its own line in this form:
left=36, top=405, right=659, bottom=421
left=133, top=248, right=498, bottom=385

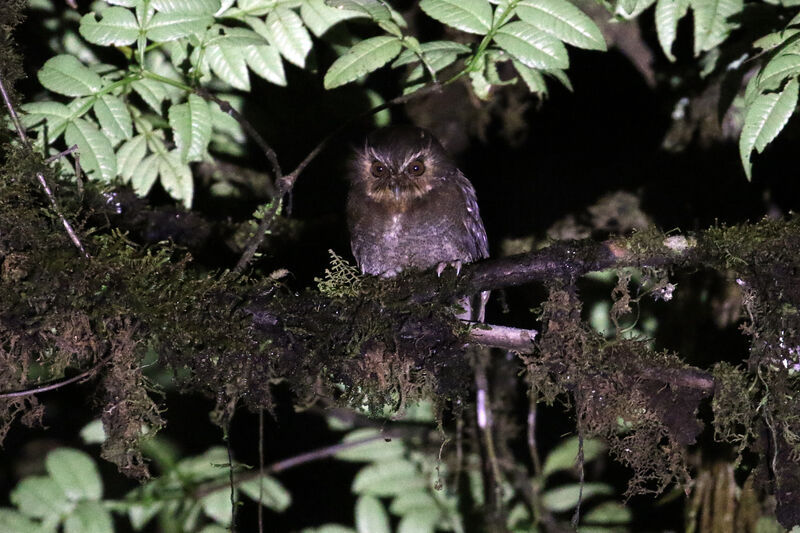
left=0, top=74, right=89, bottom=258
left=0, top=354, right=114, bottom=399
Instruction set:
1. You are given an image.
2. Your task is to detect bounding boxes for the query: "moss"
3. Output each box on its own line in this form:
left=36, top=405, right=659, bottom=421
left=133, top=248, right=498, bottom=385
left=523, top=283, right=705, bottom=497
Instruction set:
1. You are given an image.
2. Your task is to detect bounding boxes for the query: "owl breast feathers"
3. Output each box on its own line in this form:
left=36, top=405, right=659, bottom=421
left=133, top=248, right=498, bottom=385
left=346, top=125, right=489, bottom=278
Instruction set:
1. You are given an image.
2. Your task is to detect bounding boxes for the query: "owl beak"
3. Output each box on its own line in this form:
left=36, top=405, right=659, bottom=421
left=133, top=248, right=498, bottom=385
left=392, top=184, right=401, bottom=199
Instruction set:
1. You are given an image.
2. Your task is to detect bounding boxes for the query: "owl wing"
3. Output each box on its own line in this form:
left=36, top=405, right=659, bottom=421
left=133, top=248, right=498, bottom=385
left=453, top=170, right=489, bottom=261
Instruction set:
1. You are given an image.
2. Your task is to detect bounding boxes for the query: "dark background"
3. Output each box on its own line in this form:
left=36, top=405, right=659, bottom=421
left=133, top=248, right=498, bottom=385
left=3, top=2, right=799, bottom=531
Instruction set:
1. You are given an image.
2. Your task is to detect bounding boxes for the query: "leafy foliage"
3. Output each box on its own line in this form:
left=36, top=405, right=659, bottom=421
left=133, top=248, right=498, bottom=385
left=21, top=0, right=608, bottom=206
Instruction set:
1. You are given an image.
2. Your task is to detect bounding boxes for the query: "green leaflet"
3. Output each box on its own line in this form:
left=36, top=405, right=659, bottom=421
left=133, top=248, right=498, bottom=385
left=516, top=0, right=606, bottom=51
left=146, top=11, right=213, bottom=42
left=206, top=41, right=251, bottom=90
left=151, top=0, right=220, bottom=14
left=10, top=477, right=70, bottom=519
left=739, top=78, right=799, bottom=180
left=303, top=0, right=363, bottom=36
left=46, top=449, right=103, bottom=502
left=493, top=20, right=569, bottom=70
left=239, top=476, right=292, bottom=511
left=65, top=119, right=117, bottom=183
left=158, top=150, right=194, bottom=207
left=355, top=496, right=391, bottom=533
left=116, top=134, right=148, bottom=182
left=38, top=55, right=104, bottom=97
left=324, top=36, right=402, bottom=89
left=419, top=0, right=493, bottom=35
left=245, top=44, right=287, bottom=85
left=79, top=7, right=139, bottom=46
left=93, top=95, right=133, bottom=144
left=168, top=94, right=212, bottom=163
left=266, top=7, right=313, bottom=67
left=351, top=460, right=425, bottom=496
left=691, top=0, right=743, bottom=55
left=542, top=482, right=614, bottom=512
left=63, top=501, right=113, bottom=533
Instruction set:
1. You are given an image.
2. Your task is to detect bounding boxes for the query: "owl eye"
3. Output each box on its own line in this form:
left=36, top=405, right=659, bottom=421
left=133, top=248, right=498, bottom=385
left=408, top=160, right=425, bottom=176
left=370, top=161, right=388, bottom=178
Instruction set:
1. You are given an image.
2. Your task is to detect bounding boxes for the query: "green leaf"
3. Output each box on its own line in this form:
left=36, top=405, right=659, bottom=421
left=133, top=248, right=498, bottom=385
left=65, top=120, right=117, bottom=183
left=201, top=489, right=232, bottom=526
left=93, top=95, right=133, bottom=144
left=198, top=526, right=230, bottom=533
left=239, top=475, right=292, bottom=511
left=80, top=420, right=107, bottom=445
left=324, top=36, right=402, bottom=89
left=128, top=501, right=163, bottom=530
left=512, top=60, right=548, bottom=94
left=470, top=68, right=492, bottom=99
left=392, top=40, right=471, bottom=67
left=46, top=448, right=103, bottom=502
left=245, top=44, right=287, bottom=85
left=582, top=501, right=632, bottom=524
left=168, top=94, right=211, bottom=162
left=152, top=0, right=220, bottom=13
left=265, top=7, right=313, bottom=67
left=516, top=0, right=606, bottom=51
left=302, top=0, right=363, bottom=36
left=352, top=460, right=425, bottom=496
left=397, top=510, right=439, bottom=533
left=691, top=0, right=743, bottom=55
left=419, top=0, right=492, bottom=35
left=132, top=153, right=160, bottom=195
left=655, top=0, right=690, bottom=61
left=326, top=0, right=392, bottom=22
left=542, top=437, right=607, bottom=478
left=389, top=491, right=438, bottom=515
left=547, top=68, right=573, bottom=91
left=753, top=29, right=800, bottom=52
left=355, top=496, right=390, bottom=533
left=131, top=78, right=168, bottom=113
left=206, top=41, right=251, bottom=90
left=20, top=101, right=72, bottom=140
left=541, top=482, right=613, bottom=512
left=38, top=55, right=104, bottom=97
left=0, top=509, right=46, bottom=533
left=334, top=429, right=406, bottom=462
left=64, top=501, right=113, bottom=533
left=146, top=11, right=213, bottom=42
left=758, top=53, right=800, bottom=91
left=10, top=476, right=70, bottom=518
left=158, top=150, right=195, bottom=207
left=301, top=526, right=356, bottom=533
left=117, top=135, right=148, bottom=182
left=79, top=7, right=140, bottom=46
left=739, top=77, right=798, bottom=180
left=615, top=0, right=656, bottom=18
left=493, top=21, right=569, bottom=70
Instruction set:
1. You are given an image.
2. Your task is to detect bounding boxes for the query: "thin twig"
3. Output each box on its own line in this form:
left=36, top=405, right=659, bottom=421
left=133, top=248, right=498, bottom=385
left=227, top=424, right=237, bottom=533
left=469, top=324, right=537, bottom=352
left=0, top=354, right=114, bottom=399
left=232, top=83, right=444, bottom=274
left=44, top=144, right=79, bottom=164
left=195, top=88, right=282, bottom=180
left=193, top=432, right=399, bottom=500
left=0, top=74, right=89, bottom=258
left=258, top=410, right=264, bottom=533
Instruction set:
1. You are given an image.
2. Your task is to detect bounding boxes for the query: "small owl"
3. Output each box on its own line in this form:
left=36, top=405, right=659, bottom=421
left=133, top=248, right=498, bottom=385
left=346, top=125, right=489, bottom=321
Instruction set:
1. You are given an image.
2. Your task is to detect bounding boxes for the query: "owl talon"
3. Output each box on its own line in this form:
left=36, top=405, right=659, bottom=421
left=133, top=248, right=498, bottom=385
left=436, top=260, right=463, bottom=277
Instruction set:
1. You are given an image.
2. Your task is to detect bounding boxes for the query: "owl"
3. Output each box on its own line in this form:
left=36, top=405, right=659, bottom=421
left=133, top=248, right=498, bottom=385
left=346, top=125, right=489, bottom=321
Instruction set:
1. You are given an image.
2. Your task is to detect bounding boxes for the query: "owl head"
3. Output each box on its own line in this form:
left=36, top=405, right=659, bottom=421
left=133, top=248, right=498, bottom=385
left=350, top=125, right=456, bottom=204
